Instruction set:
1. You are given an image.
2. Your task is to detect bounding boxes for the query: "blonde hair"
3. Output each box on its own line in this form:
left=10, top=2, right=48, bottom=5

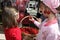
left=2, top=7, right=18, bottom=28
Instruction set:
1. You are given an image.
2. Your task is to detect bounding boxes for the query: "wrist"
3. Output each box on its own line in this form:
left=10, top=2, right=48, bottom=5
left=32, top=20, right=35, bottom=23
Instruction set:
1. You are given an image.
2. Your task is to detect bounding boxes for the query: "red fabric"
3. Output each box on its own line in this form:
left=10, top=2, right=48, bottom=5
left=26, top=27, right=38, bottom=34
left=20, top=27, right=38, bottom=34
left=17, top=12, right=31, bottom=25
left=22, top=17, right=32, bottom=24
left=22, top=14, right=31, bottom=25
left=4, top=27, right=21, bottom=40
left=17, top=12, right=25, bottom=23
left=20, top=28, right=30, bottom=34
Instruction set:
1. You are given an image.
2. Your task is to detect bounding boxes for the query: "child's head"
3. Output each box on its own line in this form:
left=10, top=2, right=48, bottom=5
left=39, top=0, right=60, bottom=18
left=2, top=7, right=19, bottom=28
left=39, top=1, right=52, bottom=18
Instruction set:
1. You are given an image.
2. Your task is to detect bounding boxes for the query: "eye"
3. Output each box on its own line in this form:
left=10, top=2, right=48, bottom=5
left=40, top=11, right=42, bottom=13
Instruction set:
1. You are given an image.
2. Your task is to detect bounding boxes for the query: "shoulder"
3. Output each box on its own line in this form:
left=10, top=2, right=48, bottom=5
left=49, top=23, right=59, bottom=33
left=49, top=23, right=58, bottom=29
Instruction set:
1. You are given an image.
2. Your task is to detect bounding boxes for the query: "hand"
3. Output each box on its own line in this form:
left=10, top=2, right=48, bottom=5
left=29, top=16, right=35, bottom=22
left=37, top=18, right=42, bottom=23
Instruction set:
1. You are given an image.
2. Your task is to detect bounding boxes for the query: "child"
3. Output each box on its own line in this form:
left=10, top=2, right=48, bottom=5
left=2, top=7, right=21, bottom=40
left=29, top=0, right=60, bottom=40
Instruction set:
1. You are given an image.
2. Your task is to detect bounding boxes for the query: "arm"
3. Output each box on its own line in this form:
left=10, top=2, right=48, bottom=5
left=29, top=17, right=41, bottom=28
left=46, top=24, right=59, bottom=40
left=34, top=21, right=41, bottom=28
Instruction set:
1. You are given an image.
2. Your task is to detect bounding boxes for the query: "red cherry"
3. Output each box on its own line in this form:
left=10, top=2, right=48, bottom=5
left=44, top=10, right=50, bottom=14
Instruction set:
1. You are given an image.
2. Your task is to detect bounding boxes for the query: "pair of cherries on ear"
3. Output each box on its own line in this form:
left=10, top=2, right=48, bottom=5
left=44, top=10, right=50, bottom=14
left=40, top=10, right=50, bottom=14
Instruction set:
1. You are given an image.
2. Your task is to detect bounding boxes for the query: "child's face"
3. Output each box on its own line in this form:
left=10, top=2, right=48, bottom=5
left=13, top=12, right=19, bottom=20
left=40, top=3, right=50, bottom=18
left=16, top=13, right=19, bottom=20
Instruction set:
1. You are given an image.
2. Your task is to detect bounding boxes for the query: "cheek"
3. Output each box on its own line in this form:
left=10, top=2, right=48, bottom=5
left=40, top=8, right=45, bottom=13
left=16, top=14, right=19, bottom=20
left=43, top=13, right=48, bottom=17
left=43, top=13, right=46, bottom=16
left=17, top=14, right=19, bottom=19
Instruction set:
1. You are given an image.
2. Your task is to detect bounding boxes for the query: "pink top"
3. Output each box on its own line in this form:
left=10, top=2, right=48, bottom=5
left=34, top=18, right=60, bottom=40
